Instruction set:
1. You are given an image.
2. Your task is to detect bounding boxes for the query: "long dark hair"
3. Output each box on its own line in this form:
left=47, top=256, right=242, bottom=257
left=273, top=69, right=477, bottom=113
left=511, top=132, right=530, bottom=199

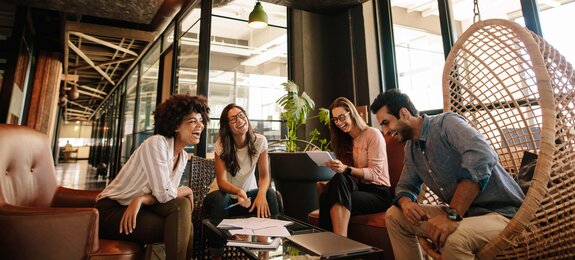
left=329, top=97, right=368, bottom=166
left=218, top=103, right=257, bottom=176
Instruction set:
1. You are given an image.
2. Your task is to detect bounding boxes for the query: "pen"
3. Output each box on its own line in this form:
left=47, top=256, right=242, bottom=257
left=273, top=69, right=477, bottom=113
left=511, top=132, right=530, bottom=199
left=224, top=198, right=251, bottom=210
left=224, top=202, right=241, bottom=210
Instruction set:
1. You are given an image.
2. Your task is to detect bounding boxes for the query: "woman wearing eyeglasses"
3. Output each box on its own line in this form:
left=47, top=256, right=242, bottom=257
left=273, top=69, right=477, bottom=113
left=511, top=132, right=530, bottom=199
left=203, top=104, right=280, bottom=257
left=204, top=103, right=279, bottom=221
left=319, top=97, right=392, bottom=237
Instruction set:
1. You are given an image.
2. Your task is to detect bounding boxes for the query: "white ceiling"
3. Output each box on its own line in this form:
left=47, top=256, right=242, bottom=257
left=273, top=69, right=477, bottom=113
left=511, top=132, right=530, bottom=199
left=392, top=0, right=574, bottom=24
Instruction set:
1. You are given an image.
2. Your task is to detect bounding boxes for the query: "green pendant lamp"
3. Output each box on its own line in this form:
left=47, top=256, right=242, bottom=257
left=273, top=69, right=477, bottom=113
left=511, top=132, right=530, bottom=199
left=249, top=1, right=268, bottom=29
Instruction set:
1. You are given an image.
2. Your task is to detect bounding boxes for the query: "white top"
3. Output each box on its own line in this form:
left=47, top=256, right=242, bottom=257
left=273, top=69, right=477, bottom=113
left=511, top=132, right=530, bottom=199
left=208, top=133, right=268, bottom=195
left=97, top=135, right=188, bottom=205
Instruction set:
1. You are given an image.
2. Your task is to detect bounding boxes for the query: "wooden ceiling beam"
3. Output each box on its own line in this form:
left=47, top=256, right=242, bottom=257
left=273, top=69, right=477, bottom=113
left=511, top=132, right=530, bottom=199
left=70, top=32, right=139, bottom=56
left=66, top=112, right=90, bottom=118
left=61, top=74, right=79, bottom=81
left=68, top=40, right=116, bottom=86
left=77, top=89, right=105, bottom=99
left=76, top=84, right=108, bottom=95
left=68, top=100, right=95, bottom=112
left=69, top=57, right=135, bottom=71
left=66, top=21, right=154, bottom=42
left=67, top=108, right=93, bottom=115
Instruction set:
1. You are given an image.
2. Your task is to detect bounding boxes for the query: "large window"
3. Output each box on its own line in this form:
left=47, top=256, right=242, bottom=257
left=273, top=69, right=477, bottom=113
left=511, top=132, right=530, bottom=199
left=206, top=0, right=288, bottom=157
left=137, top=42, right=161, bottom=132
left=449, top=0, right=523, bottom=34
left=177, top=8, right=201, bottom=95
left=391, top=1, right=445, bottom=111
left=538, top=1, right=575, bottom=63
left=389, top=0, right=535, bottom=111
left=120, top=71, right=138, bottom=165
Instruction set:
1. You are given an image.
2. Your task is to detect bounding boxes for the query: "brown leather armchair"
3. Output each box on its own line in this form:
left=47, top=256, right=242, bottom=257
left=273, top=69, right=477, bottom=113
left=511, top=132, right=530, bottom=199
left=308, top=134, right=405, bottom=260
left=0, top=124, right=141, bottom=260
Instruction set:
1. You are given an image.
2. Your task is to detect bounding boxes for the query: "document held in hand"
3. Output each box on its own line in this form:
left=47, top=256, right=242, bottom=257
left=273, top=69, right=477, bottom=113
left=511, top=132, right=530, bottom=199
left=306, top=151, right=335, bottom=166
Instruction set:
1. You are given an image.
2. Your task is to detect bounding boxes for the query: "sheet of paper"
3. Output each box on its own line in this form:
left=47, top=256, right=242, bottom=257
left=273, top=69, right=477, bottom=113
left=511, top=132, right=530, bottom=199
left=228, top=226, right=291, bottom=237
left=306, top=151, right=334, bottom=166
left=217, top=217, right=292, bottom=229
left=253, top=226, right=292, bottom=237
left=227, top=237, right=281, bottom=249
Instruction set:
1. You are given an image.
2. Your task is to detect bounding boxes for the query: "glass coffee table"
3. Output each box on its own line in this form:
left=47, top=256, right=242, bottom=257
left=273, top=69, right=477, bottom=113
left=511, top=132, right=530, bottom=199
left=202, top=214, right=383, bottom=259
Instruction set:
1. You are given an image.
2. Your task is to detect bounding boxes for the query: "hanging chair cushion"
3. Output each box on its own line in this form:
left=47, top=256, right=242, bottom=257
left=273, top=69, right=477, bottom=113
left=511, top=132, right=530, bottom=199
left=515, top=151, right=538, bottom=194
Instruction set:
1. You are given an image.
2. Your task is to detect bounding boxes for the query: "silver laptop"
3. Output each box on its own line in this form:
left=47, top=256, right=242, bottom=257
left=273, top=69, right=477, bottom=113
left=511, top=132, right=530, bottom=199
left=286, top=232, right=372, bottom=257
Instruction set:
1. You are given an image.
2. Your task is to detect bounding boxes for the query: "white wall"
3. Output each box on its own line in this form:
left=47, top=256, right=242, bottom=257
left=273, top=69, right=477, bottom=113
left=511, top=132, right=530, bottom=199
left=59, top=121, right=92, bottom=159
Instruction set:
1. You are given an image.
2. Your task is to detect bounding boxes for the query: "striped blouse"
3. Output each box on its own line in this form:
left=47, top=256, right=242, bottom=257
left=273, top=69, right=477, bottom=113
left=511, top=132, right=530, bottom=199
left=96, top=135, right=187, bottom=205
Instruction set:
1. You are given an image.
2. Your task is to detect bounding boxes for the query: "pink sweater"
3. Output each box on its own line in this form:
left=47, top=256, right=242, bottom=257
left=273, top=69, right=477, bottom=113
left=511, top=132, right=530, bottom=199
left=353, top=127, right=390, bottom=186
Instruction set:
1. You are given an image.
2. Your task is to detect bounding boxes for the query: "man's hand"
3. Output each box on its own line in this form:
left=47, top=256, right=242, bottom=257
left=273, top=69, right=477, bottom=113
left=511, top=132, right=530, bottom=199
left=250, top=194, right=271, bottom=218
left=399, top=199, right=429, bottom=226
left=426, top=214, right=459, bottom=249
left=120, top=197, right=143, bottom=235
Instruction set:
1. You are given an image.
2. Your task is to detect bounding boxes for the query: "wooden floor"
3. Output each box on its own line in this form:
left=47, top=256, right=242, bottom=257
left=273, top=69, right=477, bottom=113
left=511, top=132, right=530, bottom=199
left=55, top=160, right=109, bottom=190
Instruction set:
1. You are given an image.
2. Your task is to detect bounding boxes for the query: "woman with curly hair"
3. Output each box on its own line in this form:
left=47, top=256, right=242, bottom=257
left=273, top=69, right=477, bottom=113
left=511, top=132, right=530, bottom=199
left=95, top=94, right=210, bottom=260
left=320, top=97, right=392, bottom=237
left=204, top=103, right=279, bottom=220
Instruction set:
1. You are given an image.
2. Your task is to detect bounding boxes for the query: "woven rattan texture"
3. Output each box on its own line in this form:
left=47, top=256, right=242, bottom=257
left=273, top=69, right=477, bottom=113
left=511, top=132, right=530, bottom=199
left=186, top=156, right=252, bottom=259
left=419, top=19, right=574, bottom=259
left=188, top=156, right=216, bottom=259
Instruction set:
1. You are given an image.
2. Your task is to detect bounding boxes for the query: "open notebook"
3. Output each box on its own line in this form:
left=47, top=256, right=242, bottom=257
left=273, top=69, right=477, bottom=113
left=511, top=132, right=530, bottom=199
left=286, top=232, right=372, bottom=257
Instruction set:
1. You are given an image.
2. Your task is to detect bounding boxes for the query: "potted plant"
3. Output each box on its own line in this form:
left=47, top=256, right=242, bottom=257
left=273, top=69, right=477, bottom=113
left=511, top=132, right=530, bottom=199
left=275, top=80, right=331, bottom=152
left=269, top=81, right=335, bottom=222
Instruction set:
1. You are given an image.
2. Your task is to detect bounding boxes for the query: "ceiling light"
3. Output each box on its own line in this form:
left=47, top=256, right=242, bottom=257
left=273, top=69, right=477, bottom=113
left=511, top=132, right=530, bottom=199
left=249, top=1, right=268, bottom=29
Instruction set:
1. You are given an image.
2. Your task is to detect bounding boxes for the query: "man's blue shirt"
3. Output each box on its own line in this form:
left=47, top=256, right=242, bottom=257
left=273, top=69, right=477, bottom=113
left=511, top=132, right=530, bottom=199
left=394, top=113, right=524, bottom=218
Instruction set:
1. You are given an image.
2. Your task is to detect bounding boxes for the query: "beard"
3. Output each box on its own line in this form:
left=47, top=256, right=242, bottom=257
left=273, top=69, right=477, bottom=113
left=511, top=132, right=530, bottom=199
left=394, top=120, right=413, bottom=144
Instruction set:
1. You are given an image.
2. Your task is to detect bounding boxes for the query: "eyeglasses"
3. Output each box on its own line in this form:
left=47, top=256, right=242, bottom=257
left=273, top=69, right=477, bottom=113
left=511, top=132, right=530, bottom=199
left=229, top=112, right=246, bottom=124
left=332, top=111, right=350, bottom=123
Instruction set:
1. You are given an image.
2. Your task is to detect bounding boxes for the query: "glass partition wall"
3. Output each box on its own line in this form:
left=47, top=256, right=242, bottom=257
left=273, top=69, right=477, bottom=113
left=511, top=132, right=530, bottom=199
left=90, top=0, right=288, bottom=177
left=88, top=0, right=571, bottom=178
left=206, top=1, right=287, bottom=158
left=177, top=7, right=201, bottom=95
left=381, top=0, right=575, bottom=114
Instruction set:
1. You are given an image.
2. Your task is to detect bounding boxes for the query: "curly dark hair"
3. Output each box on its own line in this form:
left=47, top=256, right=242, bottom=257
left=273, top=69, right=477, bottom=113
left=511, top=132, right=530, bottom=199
left=153, top=94, right=210, bottom=137
left=329, top=97, right=369, bottom=166
left=218, top=103, right=257, bottom=177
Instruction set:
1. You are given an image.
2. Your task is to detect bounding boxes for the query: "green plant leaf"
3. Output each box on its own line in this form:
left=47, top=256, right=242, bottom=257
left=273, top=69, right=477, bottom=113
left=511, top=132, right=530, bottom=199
left=318, top=107, right=330, bottom=126
left=276, top=80, right=329, bottom=152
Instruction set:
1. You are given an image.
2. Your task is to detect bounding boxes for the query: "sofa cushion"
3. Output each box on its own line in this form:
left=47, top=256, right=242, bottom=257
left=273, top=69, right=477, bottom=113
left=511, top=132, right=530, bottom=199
left=308, top=209, right=387, bottom=228
left=89, top=239, right=141, bottom=260
left=349, top=212, right=386, bottom=227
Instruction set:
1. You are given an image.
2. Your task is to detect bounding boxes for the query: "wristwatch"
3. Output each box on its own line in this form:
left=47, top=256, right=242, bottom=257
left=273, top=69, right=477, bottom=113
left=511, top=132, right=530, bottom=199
left=343, top=166, right=352, bottom=176
left=447, top=207, right=463, bottom=221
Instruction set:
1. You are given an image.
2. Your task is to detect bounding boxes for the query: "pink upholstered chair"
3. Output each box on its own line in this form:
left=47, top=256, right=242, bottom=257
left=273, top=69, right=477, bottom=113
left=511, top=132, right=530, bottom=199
left=0, top=124, right=141, bottom=260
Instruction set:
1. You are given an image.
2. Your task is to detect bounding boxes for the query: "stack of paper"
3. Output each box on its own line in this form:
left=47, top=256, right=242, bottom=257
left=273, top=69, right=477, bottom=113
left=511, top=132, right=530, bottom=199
left=218, top=217, right=292, bottom=237
left=218, top=217, right=293, bottom=249
left=226, top=236, right=282, bottom=249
